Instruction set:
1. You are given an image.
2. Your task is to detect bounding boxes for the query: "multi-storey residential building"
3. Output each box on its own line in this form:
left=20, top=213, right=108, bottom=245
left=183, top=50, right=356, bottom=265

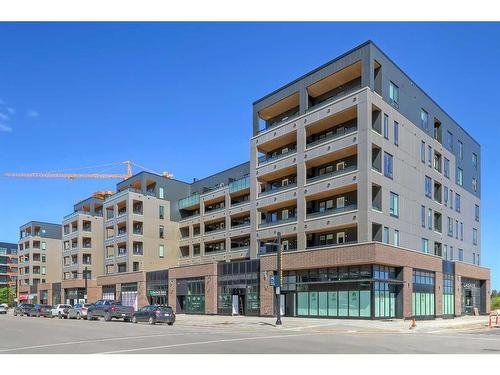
left=17, top=41, right=489, bottom=320
left=61, top=193, right=107, bottom=304
left=0, top=242, right=18, bottom=294
left=17, top=221, right=62, bottom=304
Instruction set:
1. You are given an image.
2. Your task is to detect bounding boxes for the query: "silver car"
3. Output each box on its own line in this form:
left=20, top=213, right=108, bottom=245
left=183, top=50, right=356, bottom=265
left=68, top=303, right=91, bottom=320
left=0, top=304, right=8, bottom=314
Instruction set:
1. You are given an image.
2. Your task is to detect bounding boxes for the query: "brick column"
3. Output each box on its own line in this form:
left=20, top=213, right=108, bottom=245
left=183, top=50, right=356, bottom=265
left=168, top=278, right=176, bottom=313
left=205, top=274, right=217, bottom=315
left=260, top=270, right=274, bottom=316
left=402, top=266, right=413, bottom=319
left=435, top=272, right=443, bottom=318
left=485, top=279, right=491, bottom=314
left=138, top=279, right=148, bottom=308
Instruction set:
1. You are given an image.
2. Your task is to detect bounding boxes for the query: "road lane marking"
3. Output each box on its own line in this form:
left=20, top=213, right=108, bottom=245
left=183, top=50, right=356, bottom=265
left=0, top=333, right=190, bottom=353
left=99, top=332, right=326, bottom=354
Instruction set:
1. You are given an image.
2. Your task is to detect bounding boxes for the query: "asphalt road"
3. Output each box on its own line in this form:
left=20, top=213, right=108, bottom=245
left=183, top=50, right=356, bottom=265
left=1, top=313, right=500, bottom=354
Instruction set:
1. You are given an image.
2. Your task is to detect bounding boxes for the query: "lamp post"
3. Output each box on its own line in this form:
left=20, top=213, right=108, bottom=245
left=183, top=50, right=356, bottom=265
left=264, top=231, right=282, bottom=326
left=83, top=266, right=88, bottom=303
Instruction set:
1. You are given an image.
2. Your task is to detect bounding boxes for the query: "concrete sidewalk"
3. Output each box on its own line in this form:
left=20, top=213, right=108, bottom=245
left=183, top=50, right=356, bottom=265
left=173, top=313, right=491, bottom=333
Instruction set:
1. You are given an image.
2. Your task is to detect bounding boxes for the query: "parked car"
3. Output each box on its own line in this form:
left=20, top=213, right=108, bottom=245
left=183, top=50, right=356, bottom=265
left=0, top=303, right=8, bottom=314
left=87, top=300, right=134, bottom=322
left=28, top=304, right=53, bottom=318
left=14, top=303, right=34, bottom=316
left=132, top=305, right=175, bottom=325
left=52, top=304, right=72, bottom=319
left=68, top=303, right=92, bottom=320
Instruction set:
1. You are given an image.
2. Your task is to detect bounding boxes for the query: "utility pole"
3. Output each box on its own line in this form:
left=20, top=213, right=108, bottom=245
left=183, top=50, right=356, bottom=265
left=275, top=232, right=282, bottom=326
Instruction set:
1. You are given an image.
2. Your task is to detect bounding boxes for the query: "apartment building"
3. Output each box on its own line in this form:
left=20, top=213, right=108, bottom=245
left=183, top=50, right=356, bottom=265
left=95, top=172, right=189, bottom=309
left=0, top=242, right=18, bottom=292
left=169, top=40, right=489, bottom=319
left=61, top=193, right=107, bottom=304
left=17, top=221, right=62, bottom=304
left=18, top=41, right=489, bottom=320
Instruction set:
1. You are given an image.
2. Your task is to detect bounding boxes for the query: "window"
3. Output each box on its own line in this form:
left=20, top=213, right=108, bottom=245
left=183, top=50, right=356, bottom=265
left=427, top=145, right=432, bottom=167
left=458, top=140, right=463, bottom=160
left=427, top=208, right=432, bottom=230
left=475, top=205, right=480, bottom=222
left=41, top=266, right=46, bottom=275
left=447, top=217, right=453, bottom=237
left=393, top=230, right=400, bottom=247
left=393, top=121, right=399, bottom=146
left=457, top=168, right=463, bottom=186
left=159, top=225, right=164, bottom=239
left=41, top=242, right=46, bottom=250
left=383, top=114, right=389, bottom=139
left=383, top=152, right=393, bottom=178
left=450, top=190, right=454, bottom=209
left=460, top=222, right=464, bottom=241
left=383, top=227, right=389, bottom=244
left=421, top=238, right=429, bottom=253
left=455, top=193, right=461, bottom=212
left=421, top=141, right=426, bottom=163
left=447, top=131, right=453, bottom=150
left=472, top=177, right=477, bottom=192
left=455, top=220, right=459, bottom=239
left=421, top=206, right=426, bottom=227
left=159, top=205, right=164, bottom=220
left=473, top=228, right=478, bottom=245
left=472, top=153, right=478, bottom=170
left=389, top=192, right=399, bottom=217
left=421, top=109, right=429, bottom=131
left=459, top=249, right=464, bottom=262
left=472, top=253, right=476, bottom=265
left=450, top=246, right=454, bottom=260
left=389, top=81, right=399, bottom=104
left=444, top=158, right=450, bottom=178
left=159, top=245, right=164, bottom=258
left=159, top=187, right=165, bottom=199
left=425, top=176, right=432, bottom=198
left=444, top=186, right=449, bottom=206
left=443, top=245, right=448, bottom=260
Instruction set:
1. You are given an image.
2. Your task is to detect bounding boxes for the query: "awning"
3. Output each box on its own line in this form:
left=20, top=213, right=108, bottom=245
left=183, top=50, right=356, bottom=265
left=19, top=294, right=28, bottom=301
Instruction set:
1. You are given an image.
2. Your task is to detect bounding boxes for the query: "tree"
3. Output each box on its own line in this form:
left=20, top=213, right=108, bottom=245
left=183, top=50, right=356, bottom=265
left=0, top=286, right=15, bottom=306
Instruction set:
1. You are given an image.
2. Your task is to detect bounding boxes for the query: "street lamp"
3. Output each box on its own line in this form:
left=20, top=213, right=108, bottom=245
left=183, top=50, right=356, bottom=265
left=264, top=231, right=283, bottom=326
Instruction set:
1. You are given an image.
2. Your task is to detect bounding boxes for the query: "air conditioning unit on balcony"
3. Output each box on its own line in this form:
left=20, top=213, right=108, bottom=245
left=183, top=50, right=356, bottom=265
left=282, top=178, right=289, bottom=187
left=220, top=222, right=225, bottom=229
left=337, top=196, right=346, bottom=209
left=282, top=240, right=289, bottom=252
left=282, top=147, right=289, bottom=154
left=336, top=161, right=346, bottom=171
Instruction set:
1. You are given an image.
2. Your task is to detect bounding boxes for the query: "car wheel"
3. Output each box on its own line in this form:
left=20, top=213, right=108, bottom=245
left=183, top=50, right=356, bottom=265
left=148, top=316, right=156, bottom=325
left=36, top=312, right=40, bottom=318
left=76, top=312, right=81, bottom=320
left=132, top=316, right=137, bottom=324
left=58, top=312, right=62, bottom=319
left=124, top=317, right=131, bottom=322
left=87, top=312, right=93, bottom=321
left=104, top=312, right=111, bottom=321
left=167, top=322, right=174, bottom=326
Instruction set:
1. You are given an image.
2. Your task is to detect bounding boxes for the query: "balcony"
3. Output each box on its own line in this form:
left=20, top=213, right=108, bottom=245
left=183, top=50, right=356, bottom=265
left=306, top=204, right=358, bottom=219
left=306, top=122, right=357, bottom=150
left=258, top=92, right=300, bottom=133
left=306, top=227, right=358, bottom=250
left=306, top=164, right=356, bottom=184
left=259, top=182, right=297, bottom=197
left=229, top=176, right=250, bottom=194
left=179, top=194, right=200, bottom=210
left=258, top=146, right=297, bottom=166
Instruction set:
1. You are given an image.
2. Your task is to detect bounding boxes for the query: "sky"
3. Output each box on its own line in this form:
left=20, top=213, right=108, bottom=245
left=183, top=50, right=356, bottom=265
left=0, top=22, right=499, bottom=287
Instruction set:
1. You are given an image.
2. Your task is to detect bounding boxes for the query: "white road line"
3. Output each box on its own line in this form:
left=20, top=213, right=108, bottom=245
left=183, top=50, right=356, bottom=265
left=99, top=332, right=326, bottom=354
left=0, top=333, right=190, bottom=353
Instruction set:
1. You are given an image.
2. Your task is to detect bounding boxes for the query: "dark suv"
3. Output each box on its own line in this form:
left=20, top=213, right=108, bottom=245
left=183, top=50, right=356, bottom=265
left=14, top=303, right=34, bottom=316
left=28, top=304, right=53, bottom=318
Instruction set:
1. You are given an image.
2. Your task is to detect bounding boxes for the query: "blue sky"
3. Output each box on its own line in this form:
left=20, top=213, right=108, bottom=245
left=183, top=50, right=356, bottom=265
left=0, top=22, right=499, bottom=287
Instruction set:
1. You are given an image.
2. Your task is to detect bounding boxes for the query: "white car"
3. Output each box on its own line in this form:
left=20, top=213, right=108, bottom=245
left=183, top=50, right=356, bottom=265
left=0, top=304, right=8, bottom=314
left=51, top=304, right=72, bottom=319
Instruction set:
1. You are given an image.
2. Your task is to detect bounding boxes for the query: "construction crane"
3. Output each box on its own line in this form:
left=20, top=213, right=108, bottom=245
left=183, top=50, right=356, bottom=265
left=5, top=160, right=133, bottom=180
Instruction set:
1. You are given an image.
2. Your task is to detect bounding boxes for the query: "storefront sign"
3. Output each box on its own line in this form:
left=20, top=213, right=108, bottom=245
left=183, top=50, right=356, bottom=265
left=148, top=290, right=167, bottom=297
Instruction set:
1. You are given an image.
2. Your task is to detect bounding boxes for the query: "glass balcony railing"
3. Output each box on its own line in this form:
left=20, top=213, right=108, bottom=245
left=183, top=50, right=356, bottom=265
left=306, top=165, right=357, bottom=184
left=179, top=193, right=200, bottom=210
left=258, top=149, right=297, bottom=166
left=229, top=176, right=250, bottom=193
left=231, top=222, right=250, bottom=229
left=306, top=126, right=357, bottom=149
left=306, top=204, right=358, bottom=219
left=259, top=183, right=297, bottom=197
left=306, top=240, right=358, bottom=250
left=259, top=216, right=297, bottom=228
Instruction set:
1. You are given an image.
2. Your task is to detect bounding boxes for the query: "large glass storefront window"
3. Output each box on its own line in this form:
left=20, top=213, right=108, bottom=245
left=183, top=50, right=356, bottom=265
left=282, top=265, right=401, bottom=319
left=121, top=283, right=138, bottom=310
left=146, top=270, right=168, bottom=306
left=442, top=273, right=454, bottom=316
left=217, top=260, right=260, bottom=316
left=177, top=278, right=205, bottom=314
left=412, top=270, right=435, bottom=318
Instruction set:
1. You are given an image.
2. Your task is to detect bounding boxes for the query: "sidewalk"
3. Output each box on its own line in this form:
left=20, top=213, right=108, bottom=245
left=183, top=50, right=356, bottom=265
left=174, top=313, right=491, bottom=333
